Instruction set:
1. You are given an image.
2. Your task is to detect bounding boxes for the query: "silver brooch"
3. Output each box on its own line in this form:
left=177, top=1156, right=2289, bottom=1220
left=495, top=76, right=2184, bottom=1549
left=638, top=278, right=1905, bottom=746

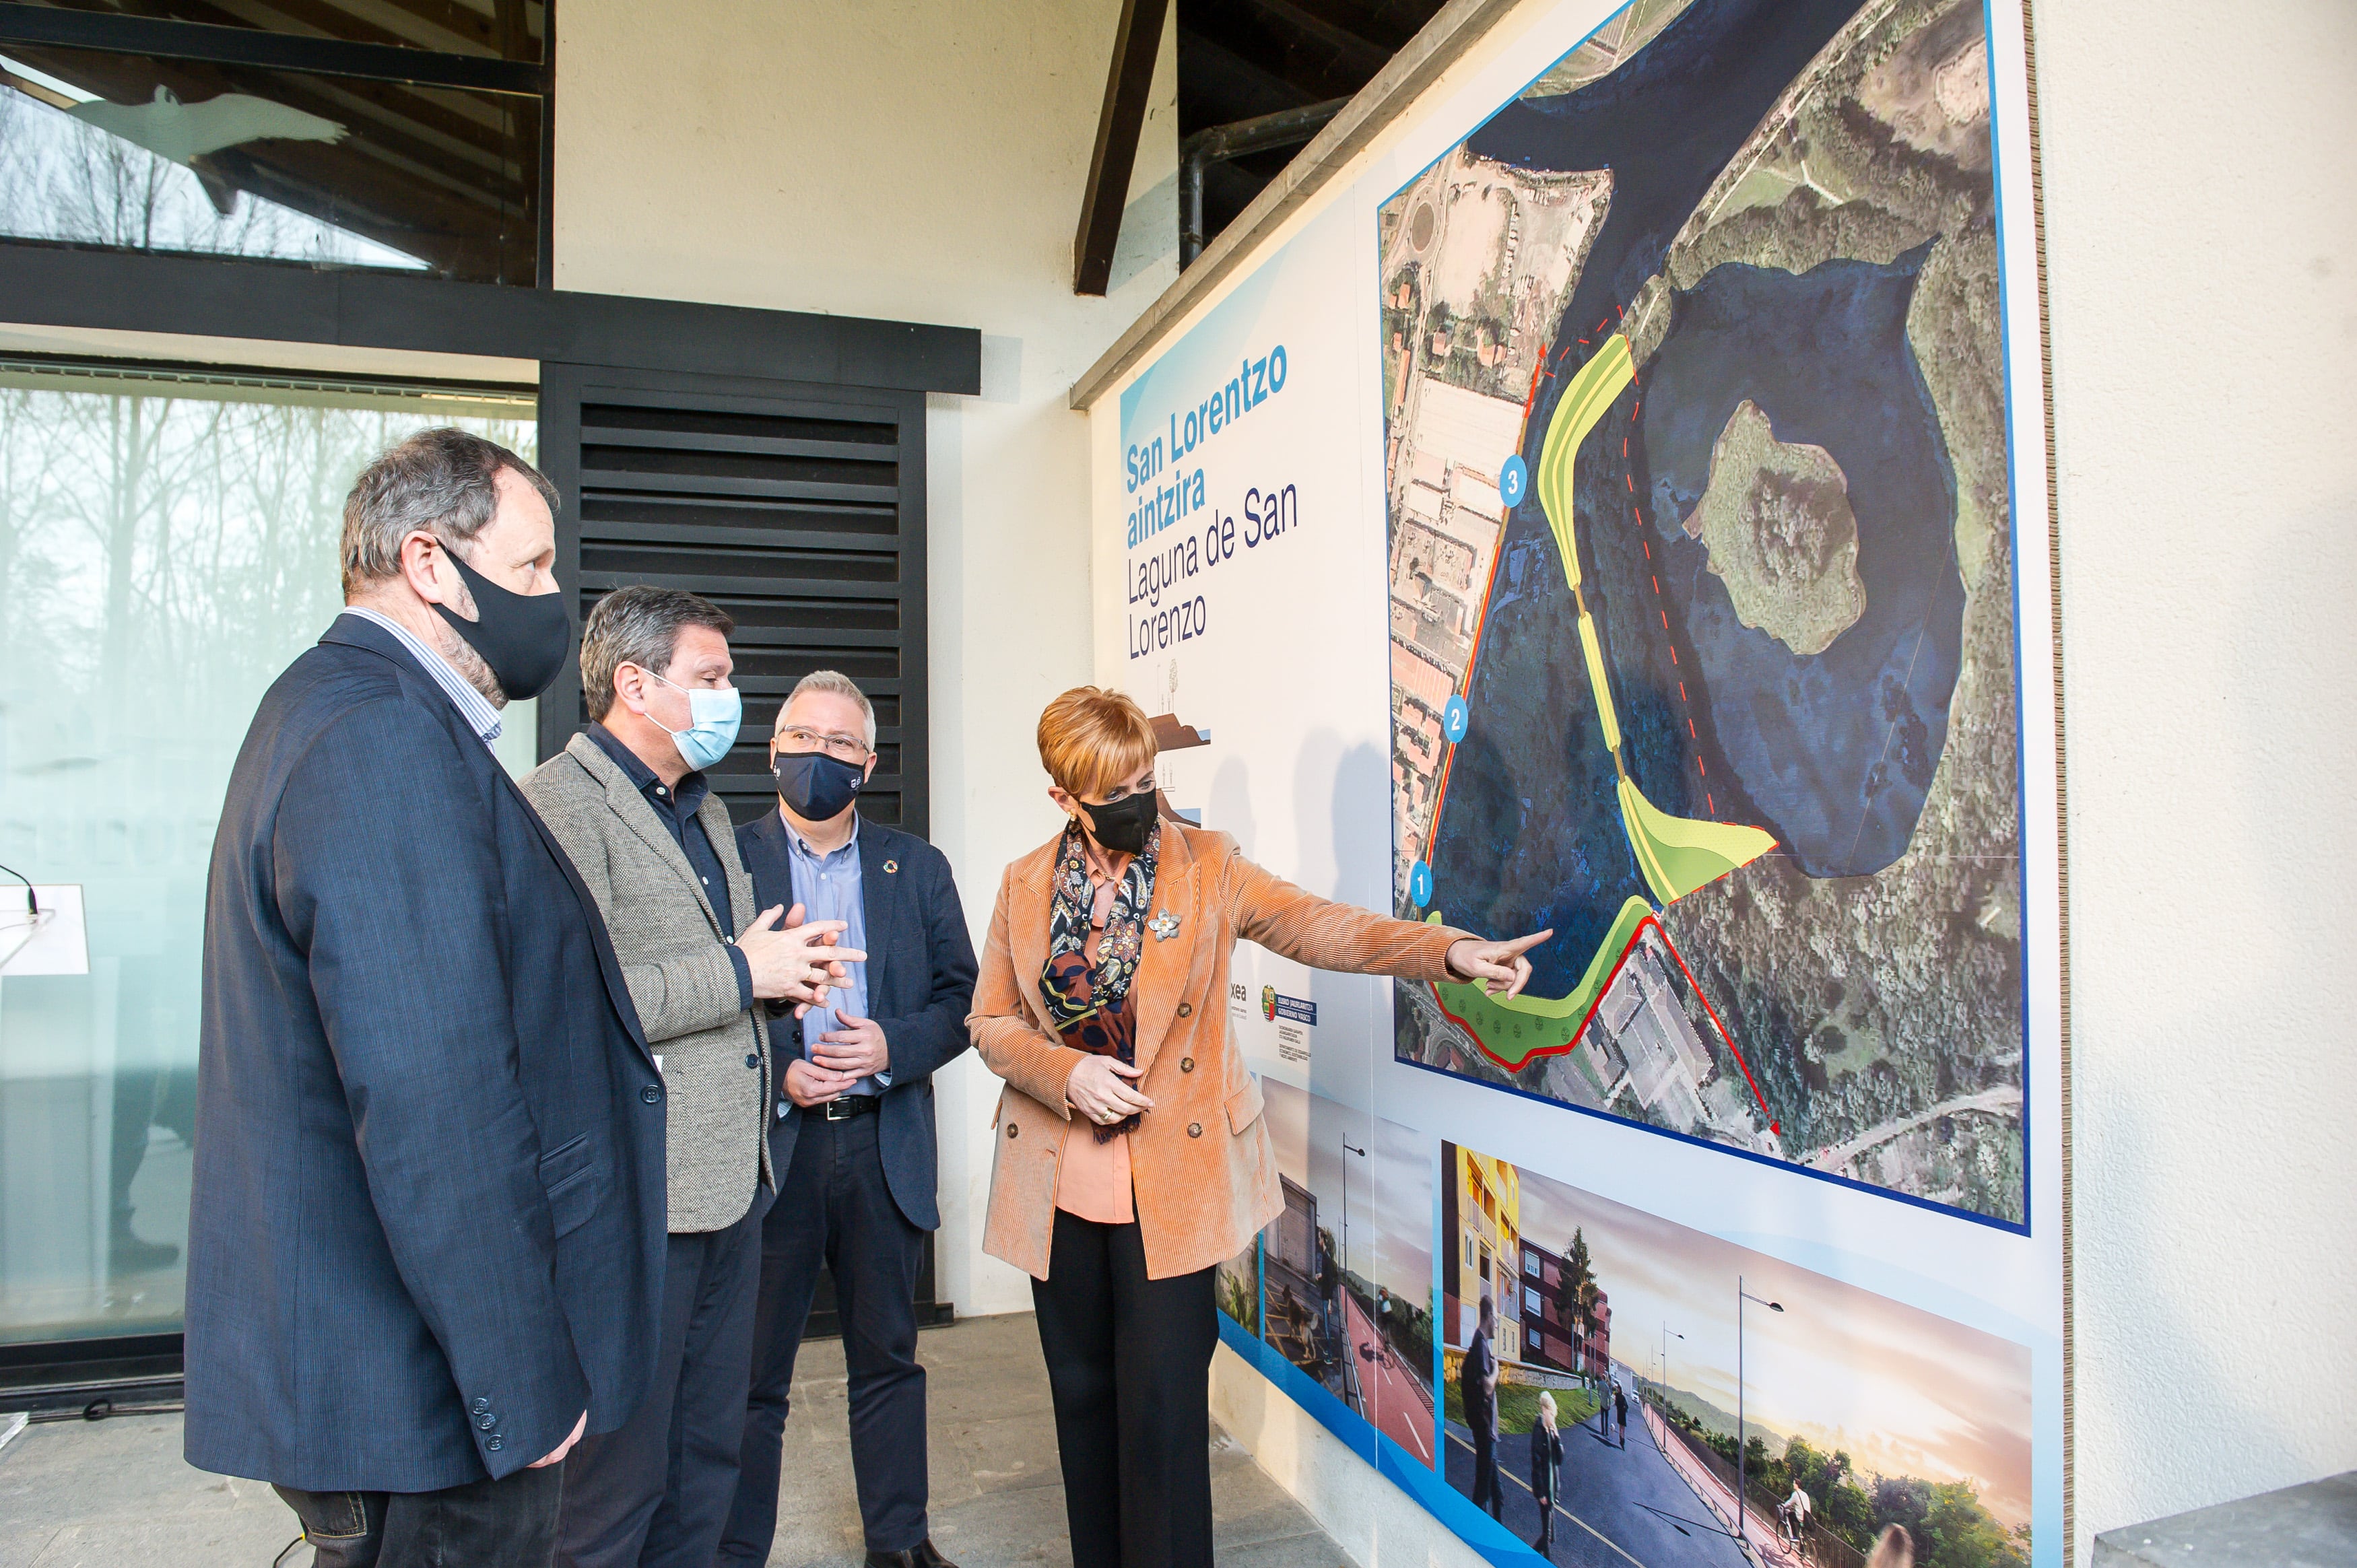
left=1148, top=908, right=1181, bottom=941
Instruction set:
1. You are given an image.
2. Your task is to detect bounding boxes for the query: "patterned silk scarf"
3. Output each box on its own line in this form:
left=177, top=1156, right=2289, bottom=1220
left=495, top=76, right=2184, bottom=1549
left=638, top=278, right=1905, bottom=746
left=1038, top=819, right=1161, bottom=1143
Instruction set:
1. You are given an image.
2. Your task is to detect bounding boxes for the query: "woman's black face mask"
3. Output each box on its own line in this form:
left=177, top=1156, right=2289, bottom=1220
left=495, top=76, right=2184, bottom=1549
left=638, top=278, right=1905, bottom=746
left=1080, top=789, right=1158, bottom=856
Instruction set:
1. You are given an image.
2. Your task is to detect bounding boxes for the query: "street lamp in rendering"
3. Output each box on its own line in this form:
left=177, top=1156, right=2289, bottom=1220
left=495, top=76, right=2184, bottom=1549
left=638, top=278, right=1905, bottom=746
left=1339, top=1140, right=1366, bottom=1296
left=1657, top=1322, right=1683, bottom=1404
left=1736, top=1276, right=1785, bottom=1551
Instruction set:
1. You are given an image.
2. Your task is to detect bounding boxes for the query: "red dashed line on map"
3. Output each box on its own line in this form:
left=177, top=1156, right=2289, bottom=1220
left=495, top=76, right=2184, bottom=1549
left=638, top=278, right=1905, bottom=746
left=1431, top=914, right=1780, bottom=1133
left=1619, top=353, right=1719, bottom=815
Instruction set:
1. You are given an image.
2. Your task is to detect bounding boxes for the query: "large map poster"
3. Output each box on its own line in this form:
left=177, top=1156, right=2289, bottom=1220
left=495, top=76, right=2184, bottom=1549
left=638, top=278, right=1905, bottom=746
left=1090, top=0, right=2061, bottom=1563
left=1382, top=0, right=2028, bottom=1227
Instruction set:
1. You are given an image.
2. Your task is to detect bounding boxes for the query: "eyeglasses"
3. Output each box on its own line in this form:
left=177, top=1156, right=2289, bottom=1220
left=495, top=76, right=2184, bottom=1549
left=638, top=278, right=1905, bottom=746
left=776, top=725, right=869, bottom=763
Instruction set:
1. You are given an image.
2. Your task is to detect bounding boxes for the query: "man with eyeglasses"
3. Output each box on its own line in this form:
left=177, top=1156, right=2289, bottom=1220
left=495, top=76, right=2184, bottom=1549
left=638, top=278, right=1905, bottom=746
left=719, top=671, right=978, bottom=1568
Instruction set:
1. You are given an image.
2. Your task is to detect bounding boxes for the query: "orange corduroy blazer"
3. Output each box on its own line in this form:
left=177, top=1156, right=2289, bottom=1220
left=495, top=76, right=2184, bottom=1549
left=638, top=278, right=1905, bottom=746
left=968, top=822, right=1469, bottom=1281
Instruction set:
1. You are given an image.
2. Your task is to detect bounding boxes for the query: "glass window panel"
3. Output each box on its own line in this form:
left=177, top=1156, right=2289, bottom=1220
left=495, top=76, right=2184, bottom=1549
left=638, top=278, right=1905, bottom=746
left=0, top=46, right=539, bottom=281
left=0, top=362, right=536, bottom=1347
left=6, top=1, right=547, bottom=64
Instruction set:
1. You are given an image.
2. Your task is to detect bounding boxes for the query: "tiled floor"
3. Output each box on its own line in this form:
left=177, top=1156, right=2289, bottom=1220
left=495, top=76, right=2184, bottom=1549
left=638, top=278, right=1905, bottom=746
left=0, top=1313, right=1351, bottom=1567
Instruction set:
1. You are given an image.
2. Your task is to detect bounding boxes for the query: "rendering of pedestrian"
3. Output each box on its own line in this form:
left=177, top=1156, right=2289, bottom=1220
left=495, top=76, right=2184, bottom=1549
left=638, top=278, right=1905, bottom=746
left=1614, top=1379, right=1628, bottom=1448
left=1867, top=1523, right=1916, bottom=1568
left=1464, top=1296, right=1504, bottom=1520
left=1530, top=1391, right=1564, bottom=1559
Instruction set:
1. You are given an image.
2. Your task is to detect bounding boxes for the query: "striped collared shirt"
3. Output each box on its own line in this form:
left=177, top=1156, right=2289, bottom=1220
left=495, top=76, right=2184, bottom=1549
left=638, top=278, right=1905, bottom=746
left=337, top=607, right=503, bottom=751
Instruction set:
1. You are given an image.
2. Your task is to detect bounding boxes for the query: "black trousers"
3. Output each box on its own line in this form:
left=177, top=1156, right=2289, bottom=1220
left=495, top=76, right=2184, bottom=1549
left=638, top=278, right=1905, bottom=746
left=556, top=1198, right=766, bottom=1568
left=1469, top=1422, right=1502, bottom=1519
left=721, top=1108, right=929, bottom=1561
left=275, top=1466, right=564, bottom=1568
left=1031, top=1210, right=1219, bottom=1568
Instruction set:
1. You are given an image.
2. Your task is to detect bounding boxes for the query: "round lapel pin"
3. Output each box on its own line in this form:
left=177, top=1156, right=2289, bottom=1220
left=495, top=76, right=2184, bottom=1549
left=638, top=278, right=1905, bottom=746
left=882, top=859, right=898, bottom=874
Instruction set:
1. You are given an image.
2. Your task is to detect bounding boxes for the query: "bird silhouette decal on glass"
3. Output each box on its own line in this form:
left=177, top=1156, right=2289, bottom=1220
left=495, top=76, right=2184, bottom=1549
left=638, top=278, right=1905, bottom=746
left=67, top=85, right=345, bottom=166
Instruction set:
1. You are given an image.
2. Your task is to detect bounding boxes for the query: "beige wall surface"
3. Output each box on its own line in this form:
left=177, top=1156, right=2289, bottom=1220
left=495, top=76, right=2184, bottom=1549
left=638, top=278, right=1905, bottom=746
left=554, top=0, right=1180, bottom=1316
left=2036, top=0, right=2357, bottom=1548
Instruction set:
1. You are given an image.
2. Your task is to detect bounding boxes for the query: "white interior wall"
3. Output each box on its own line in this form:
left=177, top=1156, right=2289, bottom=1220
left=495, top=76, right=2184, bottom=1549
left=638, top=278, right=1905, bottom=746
left=554, top=0, right=1180, bottom=1317
left=2036, top=0, right=2357, bottom=1548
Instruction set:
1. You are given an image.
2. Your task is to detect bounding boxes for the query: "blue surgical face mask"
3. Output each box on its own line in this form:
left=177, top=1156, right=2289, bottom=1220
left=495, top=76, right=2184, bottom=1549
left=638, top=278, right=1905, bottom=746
left=646, top=670, right=741, bottom=771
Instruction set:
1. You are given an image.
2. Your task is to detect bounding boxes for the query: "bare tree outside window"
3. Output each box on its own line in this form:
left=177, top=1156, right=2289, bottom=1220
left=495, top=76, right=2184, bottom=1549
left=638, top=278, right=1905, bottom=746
left=0, top=366, right=533, bottom=1344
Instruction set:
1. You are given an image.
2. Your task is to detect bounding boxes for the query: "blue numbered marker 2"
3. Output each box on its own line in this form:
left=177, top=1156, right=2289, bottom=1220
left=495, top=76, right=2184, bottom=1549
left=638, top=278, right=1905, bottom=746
left=1409, top=860, right=1433, bottom=909
left=1498, top=454, right=1528, bottom=508
left=1442, top=694, right=1469, bottom=744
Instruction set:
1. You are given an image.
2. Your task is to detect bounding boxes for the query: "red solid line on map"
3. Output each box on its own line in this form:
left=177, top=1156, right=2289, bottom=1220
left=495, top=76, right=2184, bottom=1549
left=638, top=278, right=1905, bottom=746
left=1429, top=915, right=1780, bottom=1133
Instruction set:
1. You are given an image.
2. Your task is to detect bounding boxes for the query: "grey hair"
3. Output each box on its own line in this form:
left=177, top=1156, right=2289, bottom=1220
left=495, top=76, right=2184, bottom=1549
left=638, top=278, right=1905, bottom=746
left=579, top=585, right=736, bottom=722
left=780, top=670, right=876, bottom=749
left=341, top=427, right=558, bottom=598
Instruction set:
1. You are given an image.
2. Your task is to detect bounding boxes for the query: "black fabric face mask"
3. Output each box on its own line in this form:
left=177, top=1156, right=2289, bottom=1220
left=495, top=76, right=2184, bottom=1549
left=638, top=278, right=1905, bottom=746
left=1080, top=790, right=1158, bottom=856
left=432, top=545, right=572, bottom=702
left=774, top=749, right=865, bottom=822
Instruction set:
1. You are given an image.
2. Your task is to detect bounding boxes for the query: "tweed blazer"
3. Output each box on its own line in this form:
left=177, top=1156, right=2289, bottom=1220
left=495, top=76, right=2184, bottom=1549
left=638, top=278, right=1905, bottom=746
left=969, top=823, right=1469, bottom=1281
left=522, top=732, right=770, bottom=1233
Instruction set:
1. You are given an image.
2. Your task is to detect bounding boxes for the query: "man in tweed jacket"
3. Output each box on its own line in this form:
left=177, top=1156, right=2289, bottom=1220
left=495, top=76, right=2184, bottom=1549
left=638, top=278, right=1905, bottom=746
left=522, top=585, right=855, bottom=1568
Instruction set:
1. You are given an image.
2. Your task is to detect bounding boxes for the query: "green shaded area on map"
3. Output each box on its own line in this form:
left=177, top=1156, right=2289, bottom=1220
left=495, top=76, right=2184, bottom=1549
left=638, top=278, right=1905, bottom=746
left=1427, top=899, right=1655, bottom=1068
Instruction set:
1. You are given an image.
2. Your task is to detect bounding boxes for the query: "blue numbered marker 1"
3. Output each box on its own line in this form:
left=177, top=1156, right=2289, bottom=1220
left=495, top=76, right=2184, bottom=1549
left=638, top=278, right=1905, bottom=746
left=1442, top=694, right=1469, bottom=744
left=1409, top=860, right=1433, bottom=909
left=1498, top=454, right=1528, bottom=508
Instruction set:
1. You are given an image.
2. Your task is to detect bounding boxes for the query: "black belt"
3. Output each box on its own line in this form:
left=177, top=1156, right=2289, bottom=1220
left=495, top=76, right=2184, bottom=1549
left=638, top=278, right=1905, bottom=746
left=819, top=1093, right=882, bottom=1121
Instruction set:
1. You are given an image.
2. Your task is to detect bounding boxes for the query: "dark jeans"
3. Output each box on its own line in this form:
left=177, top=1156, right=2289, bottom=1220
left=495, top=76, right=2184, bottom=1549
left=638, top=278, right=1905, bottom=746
left=275, top=1466, right=564, bottom=1568
left=1469, top=1423, right=1502, bottom=1519
left=721, top=1107, right=929, bottom=1561
left=556, top=1198, right=766, bottom=1568
left=1031, top=1210, right=1218, bottom=1568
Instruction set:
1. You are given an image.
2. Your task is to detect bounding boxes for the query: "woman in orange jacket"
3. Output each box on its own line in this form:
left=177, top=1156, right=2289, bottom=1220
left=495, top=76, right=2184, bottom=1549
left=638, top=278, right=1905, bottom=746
left=968, top=686, right=1548, bottom=1568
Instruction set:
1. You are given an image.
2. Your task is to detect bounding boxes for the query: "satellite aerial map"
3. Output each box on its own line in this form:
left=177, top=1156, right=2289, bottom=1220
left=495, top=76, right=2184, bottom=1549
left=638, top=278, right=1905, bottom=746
left=1383, top=0, right=2028, bottom=1223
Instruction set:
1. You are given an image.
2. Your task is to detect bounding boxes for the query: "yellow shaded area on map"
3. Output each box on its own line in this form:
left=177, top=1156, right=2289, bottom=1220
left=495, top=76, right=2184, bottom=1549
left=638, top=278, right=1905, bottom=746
left=1424, top=901, right=1653, bottom=1068
left=1620, top=777, right=1777, bottom=906
left=1440, top=332, right=1774, bottom=1048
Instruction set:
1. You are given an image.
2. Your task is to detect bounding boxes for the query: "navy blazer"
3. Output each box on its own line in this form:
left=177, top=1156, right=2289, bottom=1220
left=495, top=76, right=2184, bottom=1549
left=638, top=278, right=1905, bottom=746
left=184, top=616, right=668, bottom=1493
left=735, top=811, right=976, bottom=1231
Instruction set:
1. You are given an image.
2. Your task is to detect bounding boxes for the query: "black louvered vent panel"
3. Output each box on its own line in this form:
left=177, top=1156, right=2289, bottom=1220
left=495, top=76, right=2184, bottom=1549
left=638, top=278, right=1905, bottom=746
left=538, top=368, right=930, bottom=836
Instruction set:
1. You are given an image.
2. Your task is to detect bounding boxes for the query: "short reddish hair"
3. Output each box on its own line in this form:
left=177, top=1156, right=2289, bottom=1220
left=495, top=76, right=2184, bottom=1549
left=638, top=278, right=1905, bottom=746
left=1036, top=686, right=1157, bottom=800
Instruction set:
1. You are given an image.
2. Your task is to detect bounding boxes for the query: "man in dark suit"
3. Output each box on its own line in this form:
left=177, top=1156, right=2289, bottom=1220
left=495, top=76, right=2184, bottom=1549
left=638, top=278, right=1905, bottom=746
left=1463, top=1294, right=1503, bottom=1521
left=186, top=429, right=668, bottom=1566
left=719, top=671, right=978, bottom=1568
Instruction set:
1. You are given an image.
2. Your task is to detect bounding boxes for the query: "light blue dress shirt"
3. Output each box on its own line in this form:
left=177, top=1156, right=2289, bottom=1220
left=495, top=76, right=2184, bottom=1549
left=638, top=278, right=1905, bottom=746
left=337, top=607, right=502, bottom=751
left=787, top=816, right=889, bottom=1098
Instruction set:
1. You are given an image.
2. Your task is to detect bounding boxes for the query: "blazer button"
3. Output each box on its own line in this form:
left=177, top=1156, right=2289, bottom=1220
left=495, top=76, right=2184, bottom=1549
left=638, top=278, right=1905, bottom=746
left=471, top=1397, right=490, bottom=1413
left=641, top=1085, right=663, bottom=1104
left=1187, top=1122, right=1203, bottom=1138
left=486, top=1435, right=504, bottom=1452
left=745, top=1053, right=760, bottom=1069
left=1007, top=1124, right=1019, bottom=1139
left=475, top=1413, right=496, bottom=1431
left=1180, top=1057, right=1195, bottom=1072
left=1176, top=1001, right=1193, bottom=1017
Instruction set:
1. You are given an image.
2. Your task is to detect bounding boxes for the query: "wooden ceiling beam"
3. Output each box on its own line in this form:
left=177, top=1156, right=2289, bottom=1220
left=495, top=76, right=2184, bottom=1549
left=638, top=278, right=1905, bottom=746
left=1071, top=0, right=1170, bottom=298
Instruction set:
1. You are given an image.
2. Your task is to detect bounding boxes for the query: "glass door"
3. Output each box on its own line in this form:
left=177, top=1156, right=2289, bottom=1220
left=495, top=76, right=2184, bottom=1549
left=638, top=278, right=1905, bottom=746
left=0, top=359, right=537, bottom=1351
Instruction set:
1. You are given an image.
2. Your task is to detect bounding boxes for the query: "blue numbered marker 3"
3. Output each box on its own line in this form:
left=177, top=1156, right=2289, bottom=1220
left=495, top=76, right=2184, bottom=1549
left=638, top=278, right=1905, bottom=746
left=1442, top=694, right=1469, bottom=744
left=1498, top=454, right=1528, bottom=508
left=1409, top=860, right=1433, bottom=909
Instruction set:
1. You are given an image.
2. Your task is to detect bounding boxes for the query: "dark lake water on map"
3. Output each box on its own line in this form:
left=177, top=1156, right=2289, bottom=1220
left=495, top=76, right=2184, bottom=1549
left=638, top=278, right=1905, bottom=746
left=1631, top=249, right=1963, bottom=877
left=1432, top=0, right=1878, bottom=995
